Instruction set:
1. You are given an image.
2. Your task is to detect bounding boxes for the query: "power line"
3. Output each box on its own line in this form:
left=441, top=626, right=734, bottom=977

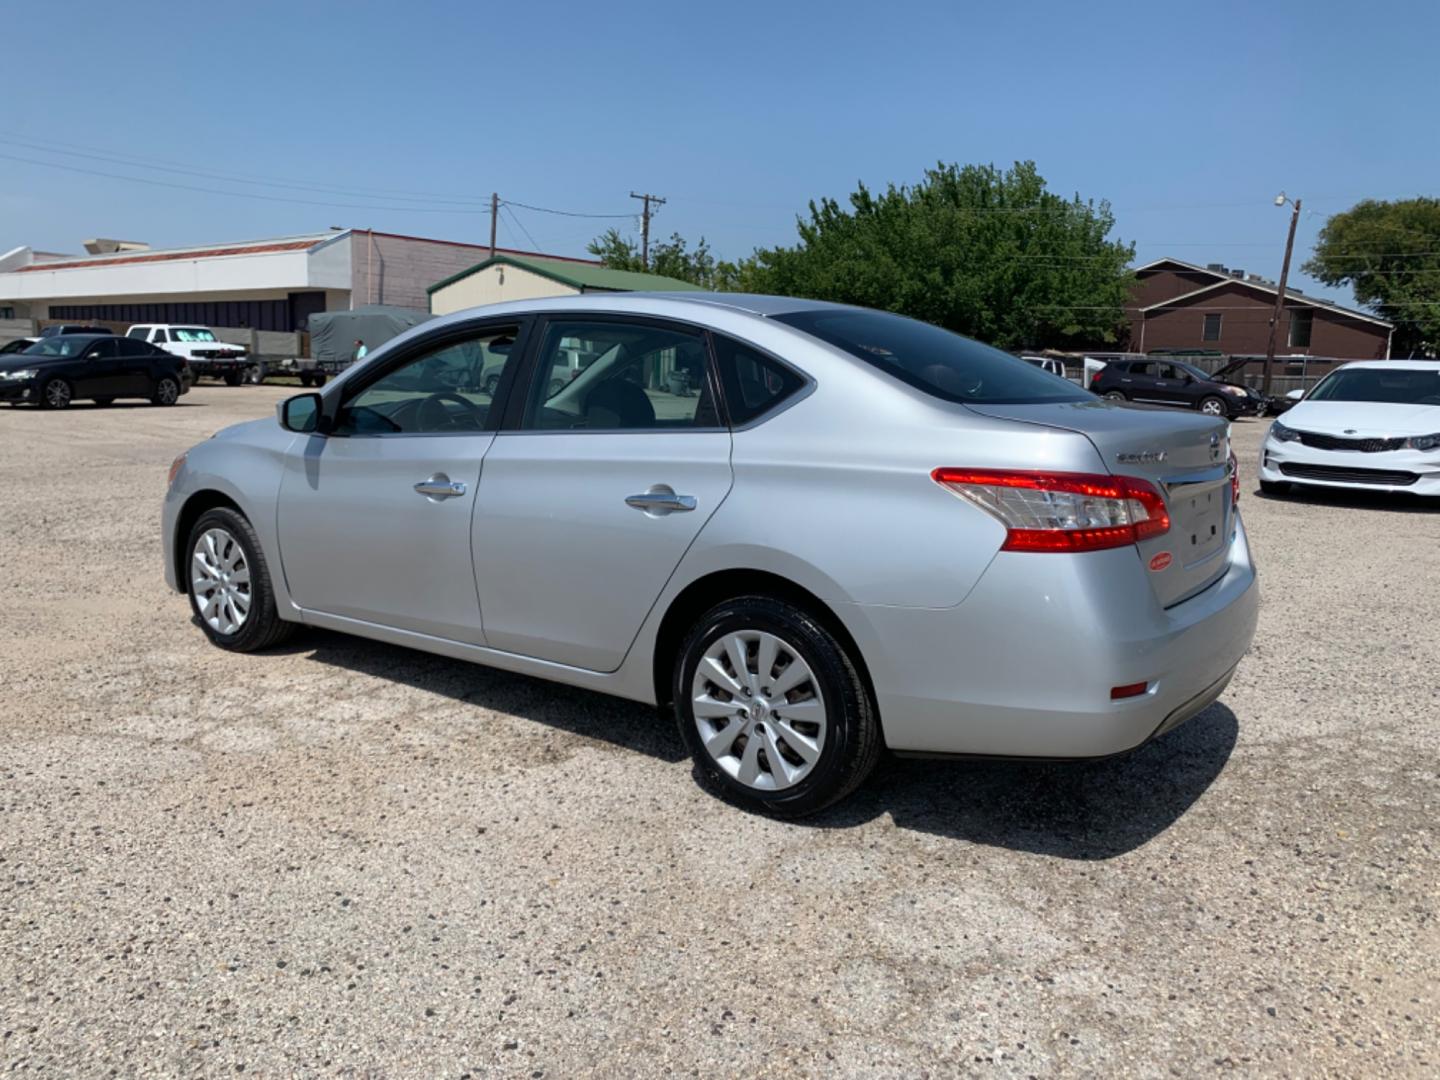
left=503, top=203, right=542, bottom=252
left=501, top=198, right=635, bottom=220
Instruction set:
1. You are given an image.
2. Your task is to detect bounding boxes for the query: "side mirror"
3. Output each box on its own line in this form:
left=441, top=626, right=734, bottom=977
left=278, top=392, right=322, bottom=433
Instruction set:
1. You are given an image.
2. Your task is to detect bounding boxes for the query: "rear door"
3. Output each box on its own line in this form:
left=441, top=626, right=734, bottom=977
left=276, top=320, right=527, bottom=642
left=473, top=315, right=733, bottom=671
left=77, top=338, right=123, bottom=396
left=114, top=338, right=160, bottom=396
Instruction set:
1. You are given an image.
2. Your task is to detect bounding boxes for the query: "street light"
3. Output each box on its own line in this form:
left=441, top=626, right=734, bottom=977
left=1261, top=191, right=1303, bottom=396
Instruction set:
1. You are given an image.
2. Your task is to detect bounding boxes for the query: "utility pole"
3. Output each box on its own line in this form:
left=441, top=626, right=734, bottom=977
left=630, top=191, right=666, bottom=269
left=1262, top=193, right=1302, bottom=396
left=489, top=193, right=499, bottom=258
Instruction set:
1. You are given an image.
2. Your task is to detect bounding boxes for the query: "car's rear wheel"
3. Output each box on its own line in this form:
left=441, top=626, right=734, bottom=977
left=1200, top=395, right=1228, bottom=417
left=675, top=596, right=880, bottom=817
left=39, top=377, right=72, bottom=410
left=186, top=507, right=296, bottom=652
left=152, top=376, right=180, bottom=406
left=1103, top=390, right=1127, bottom=402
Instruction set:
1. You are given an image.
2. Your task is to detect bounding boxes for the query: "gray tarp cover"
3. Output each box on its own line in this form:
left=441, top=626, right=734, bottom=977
left=308, top=305, right=433, bottom=365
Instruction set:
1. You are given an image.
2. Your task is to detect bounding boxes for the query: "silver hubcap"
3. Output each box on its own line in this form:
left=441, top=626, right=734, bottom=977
left=191, top=528, right=251, bottom=635
left=1202, top=400, right=1223, bottom=415
left=1104, top=391, right=1124, bottom=401
left=691, top=630, right=827, bottom=792
left=45, top=380, right=70, bottom=407
left=158, top=379, right=178, bottom=404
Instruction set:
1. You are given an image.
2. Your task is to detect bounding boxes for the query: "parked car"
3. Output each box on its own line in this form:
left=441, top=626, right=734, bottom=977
left=38, top=324, right=113, bottom=338
left=127, top=324, right=252, bottom=385
left=1019, top=355, right=1069, bottom=379
left=1260, top=360, right=1440, bottom=497
left=1089, top=357, right=1258, bottom=419
left=1, top=334, right=190, bottom=409
left=163, top=294, right=1257, bottom=815
left=0, top=337, right=38, bottom=355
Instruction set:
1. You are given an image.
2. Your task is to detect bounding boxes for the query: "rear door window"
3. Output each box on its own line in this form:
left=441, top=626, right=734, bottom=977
left=711, top=333, right=805, bottom=424
left=773, top=308, right=1086, bottom=405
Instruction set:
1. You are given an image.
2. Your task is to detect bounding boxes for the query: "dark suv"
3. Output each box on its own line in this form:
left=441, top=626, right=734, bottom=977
left=1089, top=358, right=1258, bottom=419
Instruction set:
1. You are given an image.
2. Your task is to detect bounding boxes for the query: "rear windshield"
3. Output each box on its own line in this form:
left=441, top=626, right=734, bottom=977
left=774, top=309, right=1087, bottom=404
left=1308, top=367, right=1440, bottom=406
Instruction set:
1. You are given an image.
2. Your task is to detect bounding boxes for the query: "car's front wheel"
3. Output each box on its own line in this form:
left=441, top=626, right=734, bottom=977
left=186, top=507, right=296, bottom=652
left=675, top=596, right=881, bottom=817
left=38, top=377, right=72, bottom=409
left=1200, top=395, right=1229, bottom=417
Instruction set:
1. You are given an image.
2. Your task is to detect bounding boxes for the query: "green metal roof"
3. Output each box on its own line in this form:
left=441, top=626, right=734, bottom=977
left=427, top=254, right=704, bottom=296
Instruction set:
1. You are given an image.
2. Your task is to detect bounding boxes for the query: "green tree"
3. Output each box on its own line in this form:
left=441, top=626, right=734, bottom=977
left=745, top=161, right=1135, bottom=349
left=587, top=229, right=743, bottom=291
left=1303, top=198, right=1440, bottom=356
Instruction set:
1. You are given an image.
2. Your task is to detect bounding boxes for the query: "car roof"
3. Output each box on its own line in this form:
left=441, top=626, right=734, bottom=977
left=1334, top=359, right=1440, bottom=372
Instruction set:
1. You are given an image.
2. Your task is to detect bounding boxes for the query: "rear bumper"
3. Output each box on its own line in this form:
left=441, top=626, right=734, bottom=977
left=1260, top=436, right=1440, bottom=495
left=843, top=520, right=1259, bottom=758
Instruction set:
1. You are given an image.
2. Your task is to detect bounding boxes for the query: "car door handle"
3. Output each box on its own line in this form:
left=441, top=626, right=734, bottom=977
left=414, top=473, right=467, bottom=500
left=625, top=487, right=697, bottom=515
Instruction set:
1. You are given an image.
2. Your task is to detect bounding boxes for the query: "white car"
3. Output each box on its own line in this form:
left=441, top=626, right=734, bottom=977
left=1260, top=360, right=1440, bottom=497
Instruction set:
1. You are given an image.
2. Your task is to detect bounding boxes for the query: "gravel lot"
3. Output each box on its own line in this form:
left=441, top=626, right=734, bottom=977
left=2, top=386, right=1436, bottom=1077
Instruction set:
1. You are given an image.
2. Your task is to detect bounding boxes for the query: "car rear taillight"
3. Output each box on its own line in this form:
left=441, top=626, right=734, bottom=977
left=932, top=469, right=1170, bottom=553
left=1229, top=451, right=1239, bottom=506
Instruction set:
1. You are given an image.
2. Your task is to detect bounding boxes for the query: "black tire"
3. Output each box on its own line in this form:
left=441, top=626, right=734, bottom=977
left=1260, top=479, right=1291, bottom=496
left=223, top=370, right=244, bottom=387
left=1102, top=390, right=1127, bottom=402
left=185, top=507, right=297, bottom=652
left=38, top=377, right=72, bottom=410
left=93, top=396, right=115, bottom=407
left=674, top=595, right=881, bottom=817
left=1199, top=395, right=1229, bottom=418
left=246, top=364, right=267, bottom=385
left=152, top=375, right=180, bottom=406
left=311, top=372, right=328, bottom=388
left=298, top=373, right=314, bottom=388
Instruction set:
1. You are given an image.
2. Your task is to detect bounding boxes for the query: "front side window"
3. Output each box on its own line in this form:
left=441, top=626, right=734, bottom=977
left=775, top=309, right=1087, bottom=405
left=1288, top=309, right=1313, bottom=348
left=521, top=320, right=718, bottom=431
left=334, top=325, right=520, bottom=436
left=1202, top=313, right=1223, bottom=342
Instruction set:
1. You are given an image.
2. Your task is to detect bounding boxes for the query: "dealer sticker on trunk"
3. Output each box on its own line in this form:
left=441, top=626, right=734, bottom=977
left=1149, top=551, right=1174, bottom=572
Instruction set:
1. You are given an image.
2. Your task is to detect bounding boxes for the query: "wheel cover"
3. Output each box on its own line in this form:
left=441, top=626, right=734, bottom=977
left=1104, top=391, right=1125, bottom=401
left=1202, top=399, right=1224, bottom=415
left=45, top=380, right=70, bottom=407
left=158, top=379, right=178, bottom=404
left=691, top=629, right=828, bottom=792
left=191, top=527, right=251, bottom=635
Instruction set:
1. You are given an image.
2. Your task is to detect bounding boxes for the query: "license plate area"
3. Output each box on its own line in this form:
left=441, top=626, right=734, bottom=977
left=1166, top=475, right=1228, bottom=568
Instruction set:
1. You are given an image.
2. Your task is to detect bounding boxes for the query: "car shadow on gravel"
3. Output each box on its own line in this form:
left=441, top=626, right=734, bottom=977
left=1253, top=485, right=1437, bottom=513
left=806, top=704, right=1240, bottom=859
left=295, top=629, right=689, bottom=763
left=284, top=627, right=1236, bottom=856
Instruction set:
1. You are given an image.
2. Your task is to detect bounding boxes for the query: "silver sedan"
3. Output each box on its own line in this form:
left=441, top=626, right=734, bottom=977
left=163, top=294, right=1258, bottom=815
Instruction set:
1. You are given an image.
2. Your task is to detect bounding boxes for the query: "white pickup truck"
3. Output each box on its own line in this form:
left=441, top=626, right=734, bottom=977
left=126, top=324, right=252, bottom=385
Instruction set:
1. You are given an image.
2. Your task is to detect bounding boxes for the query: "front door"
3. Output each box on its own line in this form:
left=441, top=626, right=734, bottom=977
left=276, top=321, right=526, bottom=642
left=475, top=316, right=733, bottom=671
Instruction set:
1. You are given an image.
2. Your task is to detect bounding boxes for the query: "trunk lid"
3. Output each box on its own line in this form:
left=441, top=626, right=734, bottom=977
left=965, top=399, right=1234, bottom=607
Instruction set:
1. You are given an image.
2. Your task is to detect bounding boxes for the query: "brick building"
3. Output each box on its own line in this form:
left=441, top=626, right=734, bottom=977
left=1127, top=258, right=1392, bottom=359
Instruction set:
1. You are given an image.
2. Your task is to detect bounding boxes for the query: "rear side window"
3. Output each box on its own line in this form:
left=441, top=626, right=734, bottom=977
left=774, top=309, right=1087, bottom=405
left=711, top=334, right=805, bottom=424
left=152, top=329, right=169, bottom=343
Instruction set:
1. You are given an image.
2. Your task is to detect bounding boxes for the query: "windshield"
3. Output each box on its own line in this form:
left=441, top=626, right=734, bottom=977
left=1307, top=367, right=1440, bottom=406
left=774, top=308, right=1087, bottom=404
left=24, top=337, right=92, bottom=358
left=170, top=328, right=217, bottom=342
